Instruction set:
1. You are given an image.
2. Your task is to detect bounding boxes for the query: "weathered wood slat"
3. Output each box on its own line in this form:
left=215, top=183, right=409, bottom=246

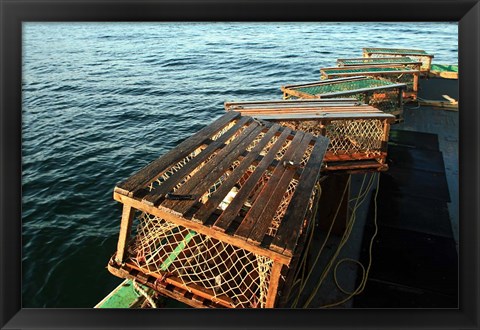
left=115, top=111, right=241, bottom=196
left=323, top=160, right=388, bottom=172
left=192, top=124, right=282, bottom=224
left=161, top=122, right=263, bottom=214
left=270, top=135, right=329, bottom=255
left=324, top=152, right=388, bottom=162
left=265, top=262, right=283, bottom=308
left=251, top=113, right=394, bottom=121
left=141, top=116, right=252, bottom=206
left=123, top=261, right=234, bottom=307
left=115, top=204, right=136, bottom=263
left=246, top=133, right=314, bottom=245
left=235, top=107, right=379, bottom=114
left=233, top=131, right=306, bottom=240
left=212, top=127, right=292, bottom=232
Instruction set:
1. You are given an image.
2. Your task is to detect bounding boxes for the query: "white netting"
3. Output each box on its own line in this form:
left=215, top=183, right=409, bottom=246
left=148, top=120, right=246, bottom=193
left=277, top=119, right=384, bottom=157
left=325, top=119, right=384, bottom=156
left=130, top=213, right=274, bottom=308
left=210, top=119, right=239, bottom=141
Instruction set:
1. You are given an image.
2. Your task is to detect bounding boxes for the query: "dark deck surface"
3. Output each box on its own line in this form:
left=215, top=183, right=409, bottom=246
left=289, top=76, right=459, bottom=308
left=353, top=77, right=458, bottom=308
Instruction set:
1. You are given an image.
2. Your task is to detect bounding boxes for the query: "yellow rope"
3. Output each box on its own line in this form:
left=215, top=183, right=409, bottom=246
left=289, top=174, right=352, bottom=307
left=319, top=172, right=380, bottom=308
left=294, top=172, right=377, bottom=308
left=300, top=173, right=375, bottom=308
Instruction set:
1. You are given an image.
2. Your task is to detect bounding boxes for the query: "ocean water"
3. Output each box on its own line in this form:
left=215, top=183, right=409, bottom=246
left=22, top=22, right=458, bottom=308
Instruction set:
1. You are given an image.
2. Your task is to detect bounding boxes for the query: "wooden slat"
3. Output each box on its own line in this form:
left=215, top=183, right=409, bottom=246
left=141, top=116, right=252, bottom=206
left=212, top=127, right=292, bottom=232
left=192, top=124, right=282, bottom=224
left=160, top=122, right=263, bottom=214
left=115, top=111, right=241, bottom=196
left=265, top=262, right=283, bottom=308
left=237, top=106, right=378, bottom=113
left=270, top=135, right=330, bottom=255
left=246, top=133, right=314, bottom=245
left=250, top=113, right=394, bottom=121
left=115, top=204, right=136, bottom=263
left=234, top=131, right=306, bottom=240
left=321, top=160, right=388, bottom=172
left=122, top=261, right=234, bottom=307
left=225, top=100, right=360, bottom=111
left=323, top=151, right=388, bottom=162
left=236, top=106, right=379, bottom=114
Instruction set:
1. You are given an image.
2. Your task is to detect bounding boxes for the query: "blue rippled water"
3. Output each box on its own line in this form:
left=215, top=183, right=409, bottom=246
left=22, top=22, right=458, bottom=307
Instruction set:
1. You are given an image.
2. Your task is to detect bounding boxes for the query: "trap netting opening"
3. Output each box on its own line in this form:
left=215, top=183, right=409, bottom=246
left=129, top=214, right=274, bottom=308
left=277, top=119, right=384, bottom=157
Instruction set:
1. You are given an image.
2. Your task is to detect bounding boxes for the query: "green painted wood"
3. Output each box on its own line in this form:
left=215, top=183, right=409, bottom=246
left=95, top=279, right=152, bottom=308
left=430, top=64, right=458, bottom=73
left=160, top=230, right=196, bottom=271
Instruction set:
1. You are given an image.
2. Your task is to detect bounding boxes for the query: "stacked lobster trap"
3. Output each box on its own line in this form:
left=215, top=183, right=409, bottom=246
left=108, top=111, right=329, bottom=308
left=362, top=47, right=434, bottom=73
left=320, top=64, right=420, bottom=101
left=225, top=99, right=396, bottom=172
left=281, top=76, right=406, bottom=122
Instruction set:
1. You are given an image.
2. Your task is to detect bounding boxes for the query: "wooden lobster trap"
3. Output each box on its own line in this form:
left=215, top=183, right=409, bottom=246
left=362, top=47, right=434, bottom=73
left=320, top=64, right=420, bottom=101
left=108, top=111, right=329, bottom=308
left=281, top=76, right=406, bottom=122
left=225, top=100, right=395, bottom=172
left=337, top=56, right=423, bottom=70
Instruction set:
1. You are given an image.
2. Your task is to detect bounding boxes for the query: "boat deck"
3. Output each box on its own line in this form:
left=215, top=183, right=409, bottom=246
left=273, top=75, right=459, bottom=308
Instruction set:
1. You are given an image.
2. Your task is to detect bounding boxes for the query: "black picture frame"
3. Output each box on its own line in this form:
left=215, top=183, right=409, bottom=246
left=1, top=1, right=478, bottom=329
